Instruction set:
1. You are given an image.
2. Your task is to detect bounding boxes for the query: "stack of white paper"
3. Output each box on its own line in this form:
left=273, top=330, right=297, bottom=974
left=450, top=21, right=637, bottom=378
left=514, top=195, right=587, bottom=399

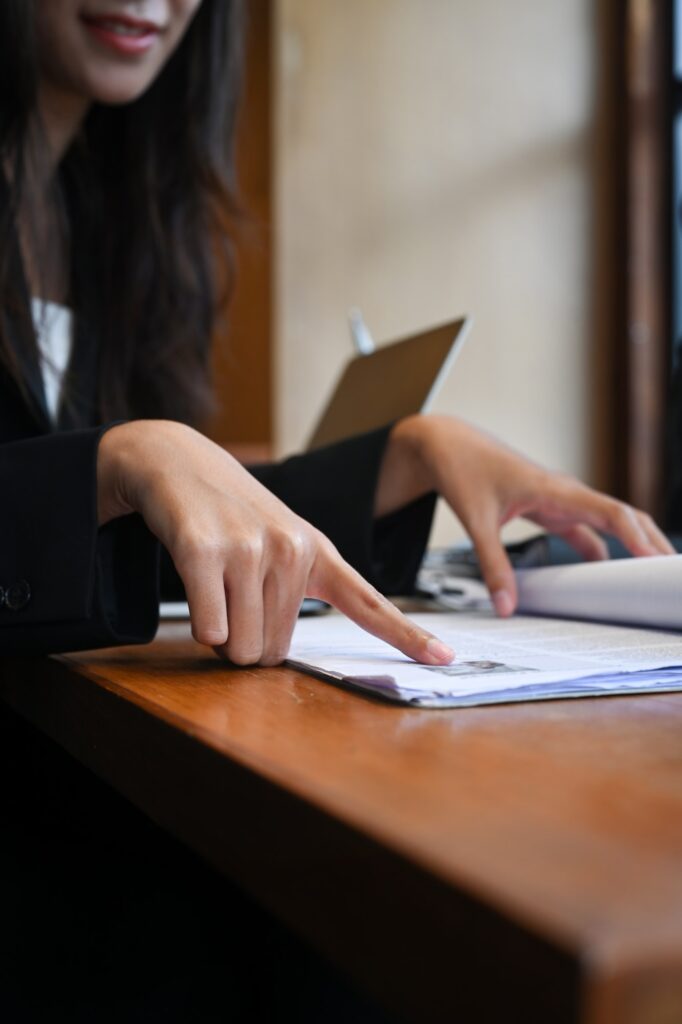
left=288, top=609, right=682, bottom=708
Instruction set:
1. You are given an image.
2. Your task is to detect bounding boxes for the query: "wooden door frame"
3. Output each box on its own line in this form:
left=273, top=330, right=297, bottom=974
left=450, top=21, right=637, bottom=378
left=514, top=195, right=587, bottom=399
left=617, top=0, right=672, bottom=519
left=208, top=0, right=273, bottom=461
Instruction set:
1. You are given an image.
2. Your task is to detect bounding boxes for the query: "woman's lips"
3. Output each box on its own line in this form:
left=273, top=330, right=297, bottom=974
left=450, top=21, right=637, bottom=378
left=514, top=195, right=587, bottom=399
left=80, top=13, right=161, bottom=55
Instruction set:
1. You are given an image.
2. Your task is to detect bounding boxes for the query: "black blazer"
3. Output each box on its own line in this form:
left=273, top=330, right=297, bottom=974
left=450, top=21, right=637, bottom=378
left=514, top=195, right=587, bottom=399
left=0, top=189, right=435, bottom=655
left=0, top=333, right=435, bottom=657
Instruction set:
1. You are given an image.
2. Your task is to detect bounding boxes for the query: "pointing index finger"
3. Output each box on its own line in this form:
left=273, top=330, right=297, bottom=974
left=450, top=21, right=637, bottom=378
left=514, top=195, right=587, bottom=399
left=310, top=550, right=455, bottom=665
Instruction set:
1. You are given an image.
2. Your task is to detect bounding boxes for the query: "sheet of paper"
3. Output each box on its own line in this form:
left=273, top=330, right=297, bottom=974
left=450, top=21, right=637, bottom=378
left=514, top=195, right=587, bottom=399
left=515, top=554, right=682, bottom=630
left=287, top=611, right=682, bottom=707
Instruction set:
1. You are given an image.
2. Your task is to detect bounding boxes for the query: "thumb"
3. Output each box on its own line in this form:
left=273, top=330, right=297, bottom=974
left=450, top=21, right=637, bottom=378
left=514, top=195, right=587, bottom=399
left=469, top=522, right=517, bottom=617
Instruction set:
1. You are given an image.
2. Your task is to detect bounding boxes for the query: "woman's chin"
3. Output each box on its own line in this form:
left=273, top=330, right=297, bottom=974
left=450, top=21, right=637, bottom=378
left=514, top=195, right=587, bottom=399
left=84, top=72, right=159, bottom=106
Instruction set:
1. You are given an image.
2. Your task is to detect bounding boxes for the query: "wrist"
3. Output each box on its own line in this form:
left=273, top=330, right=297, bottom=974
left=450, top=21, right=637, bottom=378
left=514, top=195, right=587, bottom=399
left=97, top=420, right=194, bottom=526
left=97, top=422, right=141, bottom=525
left=374, top=415, right=436, bottom=518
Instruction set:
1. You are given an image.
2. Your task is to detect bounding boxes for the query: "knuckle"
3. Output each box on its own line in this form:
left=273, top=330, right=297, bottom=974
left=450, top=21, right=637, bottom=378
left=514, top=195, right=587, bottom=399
left=556, top=472, right=590, bottom=499
left=540, top=468, right=567, bottom=494
left=272, top=527, right=310, bottom=567
left=174, top=531, right=225, bottom=572
left=232, top=534, right=265, bottom=565
left=404, top=621, right=427, bottom=647
left=609, top=500, right=634, bottom=530
left=486, top=570, right=511, bottom=591
left=315, top=532, right=340, bottom=562
left=358, top=585, right=390, bottom=615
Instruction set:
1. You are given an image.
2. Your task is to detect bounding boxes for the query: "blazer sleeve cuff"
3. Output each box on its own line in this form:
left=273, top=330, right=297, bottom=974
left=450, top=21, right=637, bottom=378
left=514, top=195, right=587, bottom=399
left=248, top=426, right=436, bottom=595
left=0, top=428, right=159, bottom=655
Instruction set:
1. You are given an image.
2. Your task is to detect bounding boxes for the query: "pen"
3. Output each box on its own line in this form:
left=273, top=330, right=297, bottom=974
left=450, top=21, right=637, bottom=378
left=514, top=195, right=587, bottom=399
left=348, top=307, right=375, bottom=355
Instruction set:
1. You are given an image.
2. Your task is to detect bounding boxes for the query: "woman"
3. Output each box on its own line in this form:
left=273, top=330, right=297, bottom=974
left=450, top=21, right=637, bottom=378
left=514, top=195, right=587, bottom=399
left=0, top=3, right=673, bottom=1019
left=0, top=0, right=671, bottom=668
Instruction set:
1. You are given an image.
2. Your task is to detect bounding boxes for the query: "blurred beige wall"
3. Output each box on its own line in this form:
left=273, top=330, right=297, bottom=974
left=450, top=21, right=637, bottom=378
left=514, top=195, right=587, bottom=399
left=274, top=0, right=604, bottom=545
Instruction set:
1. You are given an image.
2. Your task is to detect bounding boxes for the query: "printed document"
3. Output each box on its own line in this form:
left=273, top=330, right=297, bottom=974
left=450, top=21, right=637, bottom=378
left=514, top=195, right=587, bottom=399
left=287, top=611, right=682, bottom=708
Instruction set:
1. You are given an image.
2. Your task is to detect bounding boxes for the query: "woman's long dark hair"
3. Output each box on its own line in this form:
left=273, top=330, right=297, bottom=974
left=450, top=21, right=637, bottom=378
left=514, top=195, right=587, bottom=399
left=0, top=0, right=244, bottom=425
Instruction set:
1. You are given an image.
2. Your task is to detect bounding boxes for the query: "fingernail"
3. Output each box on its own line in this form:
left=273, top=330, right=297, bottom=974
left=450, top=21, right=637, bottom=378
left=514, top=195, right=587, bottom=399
left=492, top=589, right=514, bottom=617
left=425, top=637, right=455, bottom=663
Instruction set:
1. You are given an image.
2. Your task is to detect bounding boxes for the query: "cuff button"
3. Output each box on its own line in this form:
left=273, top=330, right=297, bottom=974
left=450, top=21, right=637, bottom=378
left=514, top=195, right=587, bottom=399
left=5, top=580, right=31, bottom=611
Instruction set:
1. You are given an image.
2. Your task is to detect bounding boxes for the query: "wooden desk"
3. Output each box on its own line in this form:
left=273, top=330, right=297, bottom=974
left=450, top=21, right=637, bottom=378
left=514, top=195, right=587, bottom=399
left=2, top=621, right=682, bottom=1024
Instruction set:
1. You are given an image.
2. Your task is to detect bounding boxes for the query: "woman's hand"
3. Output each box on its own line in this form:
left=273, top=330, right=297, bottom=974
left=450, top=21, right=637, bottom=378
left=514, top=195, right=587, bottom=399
left=97, top=420, right=455, bottom=666
left=376, top=414, right=674, bottom=616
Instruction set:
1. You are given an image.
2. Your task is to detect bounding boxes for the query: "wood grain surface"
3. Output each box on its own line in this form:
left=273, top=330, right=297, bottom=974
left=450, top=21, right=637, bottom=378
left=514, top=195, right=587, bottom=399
left=3, top=619, right=682, bottom=1024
